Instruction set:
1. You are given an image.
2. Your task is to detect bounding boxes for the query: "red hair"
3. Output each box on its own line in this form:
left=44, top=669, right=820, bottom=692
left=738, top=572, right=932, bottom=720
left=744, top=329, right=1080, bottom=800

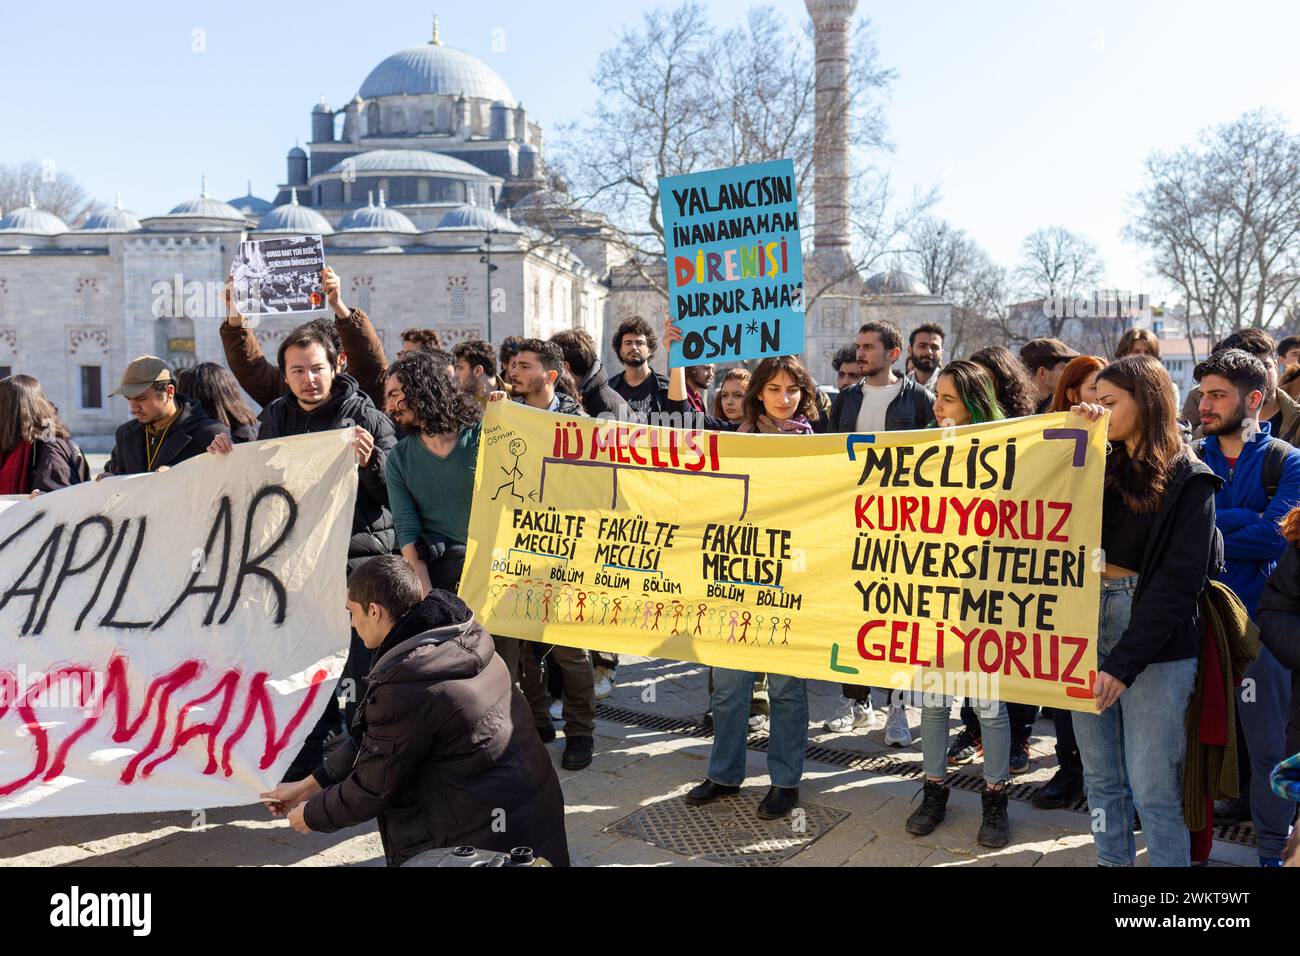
left=1051, top=355, right=1105, bottom=412
left=1282, top=505, right=1300, bottom=542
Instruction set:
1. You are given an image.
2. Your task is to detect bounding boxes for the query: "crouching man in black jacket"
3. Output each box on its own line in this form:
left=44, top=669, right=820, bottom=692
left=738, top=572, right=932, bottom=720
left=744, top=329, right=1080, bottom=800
left=261, top=556, right=570, bottom=867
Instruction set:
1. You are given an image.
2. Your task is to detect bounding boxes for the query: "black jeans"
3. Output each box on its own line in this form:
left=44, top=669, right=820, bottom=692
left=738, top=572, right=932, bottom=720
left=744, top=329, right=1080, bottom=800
left=961, top=702, right=1040, bottom=743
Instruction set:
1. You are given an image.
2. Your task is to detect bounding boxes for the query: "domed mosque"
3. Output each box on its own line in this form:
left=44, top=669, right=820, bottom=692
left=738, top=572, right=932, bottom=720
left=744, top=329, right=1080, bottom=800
left=0, top=19, right=640, bottom=443
left=277, top=17, right=546, bottom=230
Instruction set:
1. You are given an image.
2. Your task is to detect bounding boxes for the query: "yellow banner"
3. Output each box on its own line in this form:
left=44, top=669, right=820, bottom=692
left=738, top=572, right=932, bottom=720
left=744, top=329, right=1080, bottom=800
left=462, top=402, right=1106, bottom=712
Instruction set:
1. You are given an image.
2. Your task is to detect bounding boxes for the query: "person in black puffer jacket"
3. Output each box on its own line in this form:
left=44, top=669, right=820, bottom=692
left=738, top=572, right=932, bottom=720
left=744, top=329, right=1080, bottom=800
left=210, top=323, right=397, bottom=779
left=262, top=557, right=569, bottom=867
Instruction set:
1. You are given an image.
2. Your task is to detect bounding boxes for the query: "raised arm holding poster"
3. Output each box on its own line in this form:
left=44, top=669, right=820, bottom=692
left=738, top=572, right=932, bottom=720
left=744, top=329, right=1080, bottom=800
left=461, top=401, right=1106, bottom=712
left=659, top=159, right=805, bottom=367
left=232, top=234, right=326, bottom=316
left=0, top=431, right=358, bottom=817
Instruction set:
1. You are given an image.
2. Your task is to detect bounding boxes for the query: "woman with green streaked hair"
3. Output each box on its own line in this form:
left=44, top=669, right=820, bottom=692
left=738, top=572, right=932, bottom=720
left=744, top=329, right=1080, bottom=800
left=905, top=356, right=1015, bottom=849
left=931, top=359, right=1006, bottom=427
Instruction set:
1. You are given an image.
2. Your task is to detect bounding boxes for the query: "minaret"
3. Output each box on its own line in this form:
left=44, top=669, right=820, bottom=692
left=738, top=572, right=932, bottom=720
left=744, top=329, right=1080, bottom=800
left=805, top=0, right=859, bottom=284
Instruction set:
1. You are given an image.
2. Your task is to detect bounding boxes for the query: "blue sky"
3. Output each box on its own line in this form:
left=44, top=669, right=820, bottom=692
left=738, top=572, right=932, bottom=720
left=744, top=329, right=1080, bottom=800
left=4, top=1, right=1297, bottom=298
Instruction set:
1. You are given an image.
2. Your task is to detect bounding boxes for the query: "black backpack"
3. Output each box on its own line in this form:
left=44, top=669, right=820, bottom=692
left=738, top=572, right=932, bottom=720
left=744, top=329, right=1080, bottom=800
left=1194, top=436, right=1290, bottom=498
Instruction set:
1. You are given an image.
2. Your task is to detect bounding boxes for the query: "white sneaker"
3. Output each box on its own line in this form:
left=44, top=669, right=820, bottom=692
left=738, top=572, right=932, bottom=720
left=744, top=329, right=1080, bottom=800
left=884, top=704, right=913, bottom=747
left=548, top=698, right=563, bottom=721
left=747, top=713, right=770, bottom=733
left=593, top=667, right=615, bottom=700
left=822, top=699, right=875, bottom=734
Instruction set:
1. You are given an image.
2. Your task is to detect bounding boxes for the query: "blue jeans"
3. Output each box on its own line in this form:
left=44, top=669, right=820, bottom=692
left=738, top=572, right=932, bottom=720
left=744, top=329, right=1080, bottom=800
left=1238, top=646, right=1296, bottom=858
left=707, top=669, right=807, bottom=789
left=923, top=697, right=1009, bottom=783
left=1074, top=576, right=1198, bottom=867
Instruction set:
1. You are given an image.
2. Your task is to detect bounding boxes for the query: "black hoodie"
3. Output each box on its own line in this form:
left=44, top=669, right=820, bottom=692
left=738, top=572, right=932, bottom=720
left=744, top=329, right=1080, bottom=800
left=577, top=359, right=631, bottom=420
left=304, top=592, right=570, bottom=866
left=257, top=373, right=397, bottom=568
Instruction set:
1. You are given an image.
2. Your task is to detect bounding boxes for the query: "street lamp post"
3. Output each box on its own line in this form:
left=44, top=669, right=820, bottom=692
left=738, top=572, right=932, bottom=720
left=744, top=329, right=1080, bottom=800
left=480, top=226, right=499, bottom=344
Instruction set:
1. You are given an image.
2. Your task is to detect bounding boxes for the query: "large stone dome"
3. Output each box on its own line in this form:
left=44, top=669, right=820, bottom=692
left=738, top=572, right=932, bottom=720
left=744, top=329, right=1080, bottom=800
left=358, top=41, right=515, bottom=104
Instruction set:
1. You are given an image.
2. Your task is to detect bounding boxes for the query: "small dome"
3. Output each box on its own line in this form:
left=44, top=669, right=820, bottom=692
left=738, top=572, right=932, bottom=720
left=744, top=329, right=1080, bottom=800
left=337, top=192, right=419, bottom=234
left=358, top=41, right=515, bottom=104
left=167, top=177, right=245, bottom=220
left=0, top=195, right=69, bottom=235
left=287, top=145, right=307, bottom=159
left=323, top=149, right=489, bottom=178
left=81, top=195, right=141, bottom=232
left=257, top=189, right=335, bottom=234
left=863, top=270, right=931, bottom=296
left=312, top=97, right=332, bottom=114
left=436, top=202, right=521, bottom=233
left=228, top=181, right=273, bottom=215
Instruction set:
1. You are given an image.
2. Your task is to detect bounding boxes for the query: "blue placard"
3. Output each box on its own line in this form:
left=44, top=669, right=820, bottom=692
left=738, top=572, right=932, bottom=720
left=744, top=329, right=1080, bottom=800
left=659, top=159, right=804, bottom=367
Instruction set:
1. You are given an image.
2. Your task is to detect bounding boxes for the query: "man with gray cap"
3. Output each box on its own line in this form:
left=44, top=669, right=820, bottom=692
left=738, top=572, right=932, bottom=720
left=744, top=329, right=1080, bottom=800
left=103, top=356, right=228, bottom=476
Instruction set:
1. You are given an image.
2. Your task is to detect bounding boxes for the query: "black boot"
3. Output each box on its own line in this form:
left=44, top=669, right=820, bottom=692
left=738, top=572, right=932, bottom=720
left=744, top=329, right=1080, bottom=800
left=978, top=785, right=1011, bottom=848
left=756, top=786, right=800, bottom=819
left=685, top=779, right=740, bottom=805
left=1032, top=765, right=1084, bottom=809
left=905, top=779, right=949, bottom=835
left=561, top=734, right=593, bottom=770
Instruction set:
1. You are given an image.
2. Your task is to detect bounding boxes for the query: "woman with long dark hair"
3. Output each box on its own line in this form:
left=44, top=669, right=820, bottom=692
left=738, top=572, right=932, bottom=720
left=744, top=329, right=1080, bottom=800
left=383, top=350, right=485, bottom=594
left=666, top=320, right=815, bottom=821
left=176, top=362, right=259, bottom=443
left=906, top=360, right=1015, bottom=847
left=0, top=374, right=89, bottom=493
left=1071, top=355, right=1220, bottom=866
left=970, top=345, right=1038, bottom=418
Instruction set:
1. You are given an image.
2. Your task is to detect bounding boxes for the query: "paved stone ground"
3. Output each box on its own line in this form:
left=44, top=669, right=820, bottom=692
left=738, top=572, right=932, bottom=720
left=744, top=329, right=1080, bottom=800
left=0, top=655, right=1256, bottom=867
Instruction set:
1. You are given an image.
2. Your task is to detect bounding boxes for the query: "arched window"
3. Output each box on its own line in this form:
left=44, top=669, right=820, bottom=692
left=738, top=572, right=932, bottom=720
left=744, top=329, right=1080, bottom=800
left=378, top=179, right=390, bottom=200
left=77, top=278, right=98, bottom=324
left=351, top=276, right=373, bottom=313
left=343, top=181, right=352, bottom=204
left=418, top=179, right=429, bottom=202
left=448, top=276, right=467, bottom=322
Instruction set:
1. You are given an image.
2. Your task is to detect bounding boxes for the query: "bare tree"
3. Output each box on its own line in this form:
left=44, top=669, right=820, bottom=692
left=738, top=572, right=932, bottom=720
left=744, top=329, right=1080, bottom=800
left=0, top=160, right=98, bottom=225
left=1012, top=226, right=1105, bottom=337
left=904, top=215, right=978, bottom=299
left=1127, top=109, right=1300, bottom=347
left=551, top=2, right=902, bottom=304
left=949, top=253, right=1016, bottom=357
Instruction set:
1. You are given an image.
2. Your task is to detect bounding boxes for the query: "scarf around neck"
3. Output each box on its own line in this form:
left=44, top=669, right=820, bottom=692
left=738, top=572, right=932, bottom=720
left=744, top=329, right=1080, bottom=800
left=0, top=441, right=34, bottom=496
left=739, top=414, right=814, bottom=435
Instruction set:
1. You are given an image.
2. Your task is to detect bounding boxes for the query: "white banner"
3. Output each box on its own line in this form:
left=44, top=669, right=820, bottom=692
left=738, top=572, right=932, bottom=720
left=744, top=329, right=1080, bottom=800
left=0, top=431, right=358, bottom=817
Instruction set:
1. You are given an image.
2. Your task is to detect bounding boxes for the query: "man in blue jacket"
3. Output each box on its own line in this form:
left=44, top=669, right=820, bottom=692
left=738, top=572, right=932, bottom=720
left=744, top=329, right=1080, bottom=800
left=1195, top=348, right=1300, bottom=866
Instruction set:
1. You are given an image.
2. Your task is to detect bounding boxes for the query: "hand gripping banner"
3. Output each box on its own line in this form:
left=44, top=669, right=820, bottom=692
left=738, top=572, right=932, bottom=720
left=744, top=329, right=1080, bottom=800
left=0, top=432, right=358, bottom=817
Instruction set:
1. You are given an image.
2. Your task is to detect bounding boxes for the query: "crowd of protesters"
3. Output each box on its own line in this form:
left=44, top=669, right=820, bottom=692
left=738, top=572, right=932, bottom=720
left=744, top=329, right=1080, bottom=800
left=4, top=263, right=1298, bottom=868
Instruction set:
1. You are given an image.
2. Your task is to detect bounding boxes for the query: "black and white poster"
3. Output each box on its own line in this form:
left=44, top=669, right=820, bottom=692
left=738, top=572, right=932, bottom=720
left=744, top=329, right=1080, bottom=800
left=231, top=235, right=326, bottom=315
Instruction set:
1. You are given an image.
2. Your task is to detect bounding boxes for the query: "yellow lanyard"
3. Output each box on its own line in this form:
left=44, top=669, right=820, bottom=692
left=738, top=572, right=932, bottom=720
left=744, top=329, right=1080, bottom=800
left=144, top=420, right=174, bottom=472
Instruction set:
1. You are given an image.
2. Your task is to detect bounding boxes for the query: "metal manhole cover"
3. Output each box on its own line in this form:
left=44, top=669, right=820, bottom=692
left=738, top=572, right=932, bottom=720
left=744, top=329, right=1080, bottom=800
left=606, top=794, right=849, bottom=867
